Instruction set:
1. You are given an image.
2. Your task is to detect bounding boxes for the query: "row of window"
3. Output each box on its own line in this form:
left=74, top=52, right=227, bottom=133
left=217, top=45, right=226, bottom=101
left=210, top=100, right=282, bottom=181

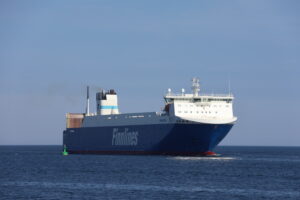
left=168, top=98, right=232, bottom=103
left=177, top=104, right=229, bottom=108
left=177, top=111, right=218, bottom=114
left=193, top=99, right=232, bottom=103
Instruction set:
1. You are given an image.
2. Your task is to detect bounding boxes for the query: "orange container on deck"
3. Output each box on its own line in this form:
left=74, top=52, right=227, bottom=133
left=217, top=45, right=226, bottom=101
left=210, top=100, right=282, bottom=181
left=66, top=113, right=84, bottom=128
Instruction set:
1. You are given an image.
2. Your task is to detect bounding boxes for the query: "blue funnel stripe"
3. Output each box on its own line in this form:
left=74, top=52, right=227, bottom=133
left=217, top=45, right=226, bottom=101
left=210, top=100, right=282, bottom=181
left=100, top=106, right=118, bottom=109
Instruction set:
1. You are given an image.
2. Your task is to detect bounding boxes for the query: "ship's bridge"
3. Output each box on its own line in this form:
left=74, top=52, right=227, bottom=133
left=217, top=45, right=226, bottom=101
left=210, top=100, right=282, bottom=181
left=163, top=78, right=236, bottom=124
left=164, top=93, right=234, bottom=103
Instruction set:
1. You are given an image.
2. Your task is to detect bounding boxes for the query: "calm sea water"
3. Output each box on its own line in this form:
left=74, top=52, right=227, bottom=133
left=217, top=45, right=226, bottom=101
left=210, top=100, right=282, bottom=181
left=0, top=146, right=299, bottom=200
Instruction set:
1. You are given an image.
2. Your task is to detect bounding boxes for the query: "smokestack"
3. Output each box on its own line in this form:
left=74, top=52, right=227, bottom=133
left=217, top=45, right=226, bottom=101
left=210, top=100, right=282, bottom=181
left=86, top=86, right=90, bottom=115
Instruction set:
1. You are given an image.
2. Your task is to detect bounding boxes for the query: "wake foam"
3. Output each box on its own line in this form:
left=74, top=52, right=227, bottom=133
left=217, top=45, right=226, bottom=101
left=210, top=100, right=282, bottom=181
left=170, top=156, right=238, bottom=161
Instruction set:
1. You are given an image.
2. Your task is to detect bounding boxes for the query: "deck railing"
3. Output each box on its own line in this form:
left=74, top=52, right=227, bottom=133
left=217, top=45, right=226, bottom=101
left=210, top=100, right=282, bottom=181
left=165, top=93, right=233, bottom=98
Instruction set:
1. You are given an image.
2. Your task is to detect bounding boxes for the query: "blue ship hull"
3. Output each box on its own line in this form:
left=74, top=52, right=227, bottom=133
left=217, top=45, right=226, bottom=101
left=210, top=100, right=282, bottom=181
left=63, top=123, right=233, bottom=156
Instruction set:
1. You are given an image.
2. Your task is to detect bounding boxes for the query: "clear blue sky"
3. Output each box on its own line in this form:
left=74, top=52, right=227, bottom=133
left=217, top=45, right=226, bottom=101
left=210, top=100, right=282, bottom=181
left=1, top=0, right=299, bottom=145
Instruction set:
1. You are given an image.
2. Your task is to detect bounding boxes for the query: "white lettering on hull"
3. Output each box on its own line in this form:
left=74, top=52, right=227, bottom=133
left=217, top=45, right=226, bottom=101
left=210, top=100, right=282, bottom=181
left=112, top=128, right=139, bottom=146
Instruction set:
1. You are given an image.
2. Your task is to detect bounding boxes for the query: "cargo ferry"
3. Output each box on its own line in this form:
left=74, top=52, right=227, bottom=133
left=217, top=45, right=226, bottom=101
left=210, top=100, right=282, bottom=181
left=63, top=78, right=237, bottom=156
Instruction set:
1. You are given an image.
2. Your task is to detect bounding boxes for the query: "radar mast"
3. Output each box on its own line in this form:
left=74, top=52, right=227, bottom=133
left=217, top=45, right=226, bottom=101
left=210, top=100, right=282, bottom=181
left=191, top=78, right=200, bottom=96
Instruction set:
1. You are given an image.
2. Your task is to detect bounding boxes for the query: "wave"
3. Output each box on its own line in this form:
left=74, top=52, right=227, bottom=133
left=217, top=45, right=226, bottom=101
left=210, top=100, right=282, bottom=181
left=1, top=181, right=299, bottom=198
left=169, top=156, right=300, bottom=162
left=243, top=157, right=300, bottom=163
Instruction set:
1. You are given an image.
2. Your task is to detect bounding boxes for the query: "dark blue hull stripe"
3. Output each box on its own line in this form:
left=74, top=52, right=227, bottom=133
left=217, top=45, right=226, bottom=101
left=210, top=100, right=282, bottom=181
left=63, top=123, right=234, bottom=155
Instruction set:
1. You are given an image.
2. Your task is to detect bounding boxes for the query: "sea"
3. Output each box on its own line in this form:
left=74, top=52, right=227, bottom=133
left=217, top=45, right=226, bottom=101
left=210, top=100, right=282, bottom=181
left=0, top=146, right=299, bottom=200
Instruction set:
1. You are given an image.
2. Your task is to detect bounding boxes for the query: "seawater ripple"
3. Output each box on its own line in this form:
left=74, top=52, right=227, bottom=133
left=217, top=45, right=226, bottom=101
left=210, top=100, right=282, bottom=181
left=1, top=146, right=300, bottom=199
left=171, top=156, right=300, bottom=162
left=1, top=181, right=300, bottom=198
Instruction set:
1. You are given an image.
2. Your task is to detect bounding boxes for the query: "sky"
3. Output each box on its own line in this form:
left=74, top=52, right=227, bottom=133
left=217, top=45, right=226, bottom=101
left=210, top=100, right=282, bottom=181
left=0, top=0, right=299, bottom=146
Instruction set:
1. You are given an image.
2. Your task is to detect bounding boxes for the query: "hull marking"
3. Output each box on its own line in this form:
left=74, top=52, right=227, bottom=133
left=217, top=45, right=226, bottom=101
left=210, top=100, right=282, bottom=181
left=112, top=128, right=139, bottom=146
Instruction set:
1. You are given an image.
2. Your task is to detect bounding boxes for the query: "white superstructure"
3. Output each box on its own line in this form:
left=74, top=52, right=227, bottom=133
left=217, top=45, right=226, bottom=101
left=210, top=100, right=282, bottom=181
left=81, top=78, right=236, bottom=127
left=165, top=78, right=236, bottom=124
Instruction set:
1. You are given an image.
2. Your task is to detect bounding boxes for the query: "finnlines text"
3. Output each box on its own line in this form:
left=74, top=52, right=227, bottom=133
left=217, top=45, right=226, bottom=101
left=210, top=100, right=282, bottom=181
left=112, top=128, right=139, bottom=146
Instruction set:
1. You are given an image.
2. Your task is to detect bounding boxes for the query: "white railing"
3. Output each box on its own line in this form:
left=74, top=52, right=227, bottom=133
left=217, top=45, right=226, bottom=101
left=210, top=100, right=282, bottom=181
left=165, top=93, right=233, bottom=98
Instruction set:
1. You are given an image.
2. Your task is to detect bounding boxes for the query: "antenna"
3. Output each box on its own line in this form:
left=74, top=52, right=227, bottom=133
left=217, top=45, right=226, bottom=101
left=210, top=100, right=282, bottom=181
left=86, top=86, right=90, bottom=115
left=229, top=79, right=231, bottom=95
left=228, top=74, right=231, bottom=95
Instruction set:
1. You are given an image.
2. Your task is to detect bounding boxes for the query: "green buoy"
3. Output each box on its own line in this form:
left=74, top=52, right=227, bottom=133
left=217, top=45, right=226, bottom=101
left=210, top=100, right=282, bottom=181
left=62, top=145, right=69, bottom=156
